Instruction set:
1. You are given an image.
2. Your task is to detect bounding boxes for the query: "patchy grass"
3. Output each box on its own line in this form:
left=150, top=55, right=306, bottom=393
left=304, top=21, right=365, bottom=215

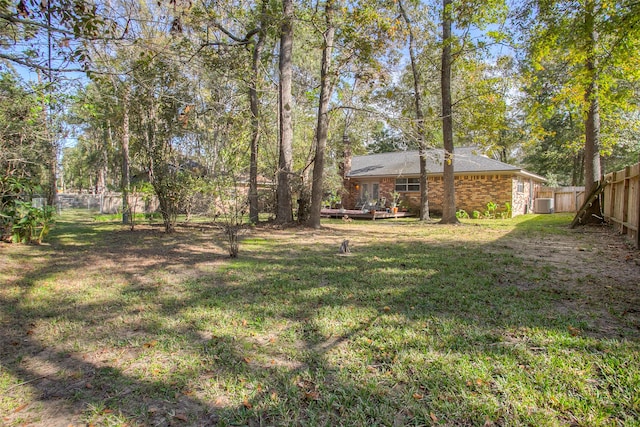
left=1, top=210, right=638, bottom=426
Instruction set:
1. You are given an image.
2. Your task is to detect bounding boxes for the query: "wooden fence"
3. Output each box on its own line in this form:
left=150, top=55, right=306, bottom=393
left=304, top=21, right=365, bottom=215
left=57, top=193, right=158, bottom=214
left=536, top=186, right=585, bottom=213
left=603, top=162, right=640, bottom=248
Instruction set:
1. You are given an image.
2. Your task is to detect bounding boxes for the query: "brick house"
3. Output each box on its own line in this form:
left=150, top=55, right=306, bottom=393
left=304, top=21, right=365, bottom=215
left=344, top=147, right=546, bottom=217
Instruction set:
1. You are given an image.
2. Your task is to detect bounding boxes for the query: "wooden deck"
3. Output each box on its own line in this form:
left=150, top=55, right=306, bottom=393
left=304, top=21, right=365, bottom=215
left=321, top=208, right=414, bottom=220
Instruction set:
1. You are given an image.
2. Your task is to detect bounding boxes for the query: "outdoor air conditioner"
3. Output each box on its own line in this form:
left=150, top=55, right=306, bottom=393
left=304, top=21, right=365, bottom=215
left=534, top=198, right=554, bottom=214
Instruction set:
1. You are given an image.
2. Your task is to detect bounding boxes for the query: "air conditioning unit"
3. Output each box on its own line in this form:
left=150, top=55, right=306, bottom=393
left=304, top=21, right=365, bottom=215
left=534, top=198, right=554, bottom=214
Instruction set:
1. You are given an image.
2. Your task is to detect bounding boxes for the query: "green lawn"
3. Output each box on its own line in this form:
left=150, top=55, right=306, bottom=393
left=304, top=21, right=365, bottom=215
left=1, top=210, right=638, bottom=426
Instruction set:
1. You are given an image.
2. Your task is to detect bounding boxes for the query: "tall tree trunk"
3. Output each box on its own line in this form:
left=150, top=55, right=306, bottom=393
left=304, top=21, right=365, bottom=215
left=440, top=0, right=458, bottom=224
left=339, top=131, right=352, bottom=207
left=309, top=0, right=336, bottom=229
left=121, top=86, right=131, bottom=225
left=572, top=151, right=583, bottom=187
left=105, top=120, right=115, bottom=191
left=37, top=70, right=57, bottom=207
left=582, top=1, right=602, bottom=221
left=249, top=1, right=267, bottom=225
left=339, top=77, right=358, bottom=209
left=297, top=170, right=311, bottom=223
left=47, top=128, right=58, bottom=207
left=98, top=140, right=107, bottom=195
left=45, top=1, right=57, bottom=209
left=398, top=0, right=430, bottom=221
left=145, top=97, right=174, bottom=233
left=276, top=0, right=294, bottom=223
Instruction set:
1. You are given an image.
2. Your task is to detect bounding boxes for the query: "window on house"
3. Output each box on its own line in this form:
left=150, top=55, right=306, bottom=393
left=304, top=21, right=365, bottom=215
left=395, top=178, right=420, bottom=192
left=361, top=183, right=369, bottom=199
left=372, top=183, right=380, bottom=200
left=516, top=178, right=524, bottom=193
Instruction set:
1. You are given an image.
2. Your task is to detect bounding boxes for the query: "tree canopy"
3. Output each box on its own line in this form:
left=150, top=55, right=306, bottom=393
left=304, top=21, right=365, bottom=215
left=1, top=0, right=638, bottom=226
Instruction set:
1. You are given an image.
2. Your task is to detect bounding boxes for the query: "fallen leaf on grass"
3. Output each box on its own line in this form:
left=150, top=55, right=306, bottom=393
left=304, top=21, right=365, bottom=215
left=12, top=403, right=28, bottom=413
left=412, top=393, right=424, bottom=400
left=304, top=390, right=320, bottom=401
left=568, top=326, right=581, bottom=336
left=243, top=399, right=252, bottom=409
left=297, top=380, right=320, bottom=400
left=173, top=412, right=188, bottom=421
left=430, top=412, right=438, bottom=422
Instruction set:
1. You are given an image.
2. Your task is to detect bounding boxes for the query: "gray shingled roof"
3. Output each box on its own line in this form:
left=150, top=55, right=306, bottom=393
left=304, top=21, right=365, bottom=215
left=348, top=147, right=544, bottom=180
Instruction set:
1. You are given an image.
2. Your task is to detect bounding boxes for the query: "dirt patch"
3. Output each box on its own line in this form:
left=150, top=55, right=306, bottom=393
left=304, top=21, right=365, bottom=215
left=488, top=224, right=640, bottom=338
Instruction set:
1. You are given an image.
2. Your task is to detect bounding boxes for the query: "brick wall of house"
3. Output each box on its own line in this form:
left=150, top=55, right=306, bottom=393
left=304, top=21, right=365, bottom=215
left=342, top=180, right=357, bottom=209
left=347, top=174, right=530, bottom=217
left=428, top=174, right=513, bottom=215
left=379, top=177, right=395, bottom=202
left=512, top=178, right=530, bottom=215
left=513, top=178, right=543, bottom=215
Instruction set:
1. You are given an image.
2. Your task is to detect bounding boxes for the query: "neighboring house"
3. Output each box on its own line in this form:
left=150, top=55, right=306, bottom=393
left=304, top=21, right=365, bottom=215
left=344, top=147, right=546, bottom=217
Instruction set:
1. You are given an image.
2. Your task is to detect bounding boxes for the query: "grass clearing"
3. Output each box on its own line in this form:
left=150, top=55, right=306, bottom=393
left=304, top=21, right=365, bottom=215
left=1, top=210, right=638, bottom=426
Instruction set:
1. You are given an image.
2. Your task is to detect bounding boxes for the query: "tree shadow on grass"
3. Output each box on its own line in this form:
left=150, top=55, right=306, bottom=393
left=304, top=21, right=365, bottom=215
left=1, top=211, right=639, bottom=425
left=2, top=212, right=392, bottom=425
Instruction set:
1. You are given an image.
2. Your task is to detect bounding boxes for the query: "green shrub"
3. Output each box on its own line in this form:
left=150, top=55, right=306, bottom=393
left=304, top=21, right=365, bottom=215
left=484, top=201, right=498, bottom=218
left=1, top=177, right=55, bottom=243
left=503, top=202, right=512, bottom=218
left=11, top=201, right=55, bottom=244
left=456, top=209, right=470, bottom=219
left=322, top=191, right=341, bottom=208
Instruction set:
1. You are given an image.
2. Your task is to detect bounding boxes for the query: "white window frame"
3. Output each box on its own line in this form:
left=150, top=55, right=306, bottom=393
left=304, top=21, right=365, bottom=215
left=395, top=177, right=420, bottom=192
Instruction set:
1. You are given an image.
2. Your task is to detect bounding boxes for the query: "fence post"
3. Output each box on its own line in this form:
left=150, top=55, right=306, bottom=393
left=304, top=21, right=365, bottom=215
left=637, top=156, right=640, bottom=248
left=606, top=174, right=614, bottom=222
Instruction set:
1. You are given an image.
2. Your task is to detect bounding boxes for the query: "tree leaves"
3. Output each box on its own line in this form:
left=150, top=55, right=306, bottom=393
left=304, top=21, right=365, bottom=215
left=519, top=0, right=640, bottom=184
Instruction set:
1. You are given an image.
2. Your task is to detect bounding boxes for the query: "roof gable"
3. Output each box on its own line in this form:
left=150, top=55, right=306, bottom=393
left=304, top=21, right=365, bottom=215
left=348, top=147, right=544, bottom=181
